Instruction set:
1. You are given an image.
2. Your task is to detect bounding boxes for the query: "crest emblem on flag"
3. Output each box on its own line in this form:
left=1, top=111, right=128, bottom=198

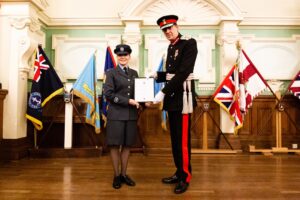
left=26, top=45, right=64, bottom=130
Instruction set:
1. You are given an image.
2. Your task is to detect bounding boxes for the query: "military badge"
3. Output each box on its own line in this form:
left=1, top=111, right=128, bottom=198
left=174, top=49, right=179, bottom=60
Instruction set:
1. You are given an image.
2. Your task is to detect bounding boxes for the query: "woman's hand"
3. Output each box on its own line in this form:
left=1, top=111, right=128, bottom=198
left=129, top=99, right=140, bottom=109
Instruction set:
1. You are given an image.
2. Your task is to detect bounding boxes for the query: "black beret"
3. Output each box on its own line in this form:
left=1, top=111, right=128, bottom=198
left=156, top=15, right=178, bottom=30
left=114, top=44, right=132, bottom=55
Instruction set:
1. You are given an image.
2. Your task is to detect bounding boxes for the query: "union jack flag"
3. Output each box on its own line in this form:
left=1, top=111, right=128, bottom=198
left=288, top=70, right=300, bottom=99
left=26, top=45, right=64, bottom=130
left=213, top=65, right=243, bottom=133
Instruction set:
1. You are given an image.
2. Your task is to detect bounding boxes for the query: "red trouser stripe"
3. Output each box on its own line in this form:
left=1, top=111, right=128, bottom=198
left=182, top=114, right=191, bottom=182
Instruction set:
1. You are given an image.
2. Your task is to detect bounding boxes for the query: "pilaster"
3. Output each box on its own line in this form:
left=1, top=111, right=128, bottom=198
left=0, top=2, right=45, bottom=139
left=121, top=18, right=142, bottom=72
left=217, top=18, right=241, bottom=133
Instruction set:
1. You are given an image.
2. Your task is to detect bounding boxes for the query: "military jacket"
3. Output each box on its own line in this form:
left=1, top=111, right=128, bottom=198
left=104, top=65, right=138, bottom=120
left=156, top=34, right=198, bottom=111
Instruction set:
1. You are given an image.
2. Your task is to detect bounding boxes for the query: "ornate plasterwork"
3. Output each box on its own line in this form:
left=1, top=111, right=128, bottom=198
left=8, top=16, right=44, bottom=78
left=9, top=17, right=32, bottom=30
left=18, top=36, right=36, bottom=79
left=9, top=16, right=42, bottom=33
left=141, top=0, right=220, bottom=25
left=119, top=0, right=242, bottom=25
left=27, top=0, right=49, bottom=11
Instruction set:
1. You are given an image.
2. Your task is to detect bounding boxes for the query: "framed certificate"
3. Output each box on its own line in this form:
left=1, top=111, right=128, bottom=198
left=134, top=78, right=154, bottom=102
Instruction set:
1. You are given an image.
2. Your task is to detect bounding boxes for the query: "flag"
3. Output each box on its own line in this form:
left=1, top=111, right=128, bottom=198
left=101, top=46, right=116, bottom=126
left=26, top=45, right=64, bottom=130
left=288, top=70, right=300, bottom=99
left=239, top=50, right=268, bottom=113
left=154, top=55, right=168, bottom=131
left=73, top=53, right=101, bottom=133
left=213, top=65, right=243, bottom=133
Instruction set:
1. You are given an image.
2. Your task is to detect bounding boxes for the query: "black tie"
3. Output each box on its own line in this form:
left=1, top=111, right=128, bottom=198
left=124, top=67, right=128, bottom=75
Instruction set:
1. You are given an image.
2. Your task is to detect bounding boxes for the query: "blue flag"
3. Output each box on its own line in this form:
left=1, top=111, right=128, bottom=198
left=26, top=45, right=64, bottom=130
left=154, top=55, right=168, bottom=131
left=101, top=46, right=116, bottom=126
left=73, top=54, right=101, bottom=133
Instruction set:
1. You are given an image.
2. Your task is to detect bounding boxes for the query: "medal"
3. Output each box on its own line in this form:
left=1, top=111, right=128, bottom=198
left=174, top=49, right=179, bottom=60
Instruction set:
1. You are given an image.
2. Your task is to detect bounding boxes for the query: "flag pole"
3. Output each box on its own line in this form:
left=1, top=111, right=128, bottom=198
left=34, top=128, right=38, bottom=149
left=70, top=91, right=98, bottom=147
left=239, top=49, right=300, bottom=129
left=275, top=69, right=300, bottom=108
left=191, top=88, right=235, bottom=151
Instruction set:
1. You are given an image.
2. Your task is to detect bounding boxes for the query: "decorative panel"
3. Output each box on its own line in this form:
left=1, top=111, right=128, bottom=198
left=241, top=35, right=300, bottom=80
left=52, top=34, right=121, bottom=80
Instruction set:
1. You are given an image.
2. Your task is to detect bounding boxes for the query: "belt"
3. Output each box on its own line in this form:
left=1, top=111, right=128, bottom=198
left=166, top=73, right=195, bottom=114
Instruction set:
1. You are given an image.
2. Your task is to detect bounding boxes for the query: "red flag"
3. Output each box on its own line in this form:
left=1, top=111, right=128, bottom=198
left=239, top=50, right=268, bottom=113
left=288, top=70, right=300, bottom=99
left=213, top=65, right=243, bottom=133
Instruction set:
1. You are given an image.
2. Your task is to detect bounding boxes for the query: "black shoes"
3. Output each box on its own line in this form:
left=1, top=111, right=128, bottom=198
left=162, top=175, right=189, bottom=194
left=112, top=176, right=121, bottom=189
left=174, top=181, right=189, bottom=194
left=112, top=175, right=136, bottom=189
left=120, top=175, right=136, bottom=186
left=162, top=174, right=179, bottom=184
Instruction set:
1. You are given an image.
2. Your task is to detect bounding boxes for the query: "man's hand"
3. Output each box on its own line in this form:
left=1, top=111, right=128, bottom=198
left=129, top=99, right=140, bottom=109
left=153, top=91, right=165, bottom=104
left=145, top=72, right=157, bottom=79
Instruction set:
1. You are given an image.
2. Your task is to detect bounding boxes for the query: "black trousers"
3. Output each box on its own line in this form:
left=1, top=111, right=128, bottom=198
left=168, top=110, right=192, bottom=183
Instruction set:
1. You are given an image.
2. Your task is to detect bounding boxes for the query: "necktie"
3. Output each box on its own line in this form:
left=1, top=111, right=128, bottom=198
left=124, top=67, right=128, bottom=75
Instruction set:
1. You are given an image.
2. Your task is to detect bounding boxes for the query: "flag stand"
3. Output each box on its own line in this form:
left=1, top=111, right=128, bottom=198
left=191, top=100, right=241, bottom=154
left=249, top=91, right=300, bottom=155
left=70, top=95, right=99, bottom=149
left=29, top=96, right=102, bottom=158
left=34, top=100, right=65, bottom=148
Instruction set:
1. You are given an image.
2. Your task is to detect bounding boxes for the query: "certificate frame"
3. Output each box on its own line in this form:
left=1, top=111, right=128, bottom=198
left=134, top=78, right=154, bottom=102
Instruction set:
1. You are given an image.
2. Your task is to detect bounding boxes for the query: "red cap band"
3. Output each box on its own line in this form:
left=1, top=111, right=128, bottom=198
left=159, top=19, right=177, bottom=27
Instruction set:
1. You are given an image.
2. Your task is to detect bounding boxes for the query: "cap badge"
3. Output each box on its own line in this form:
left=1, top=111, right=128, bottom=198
left=162, top=19, right=166, bottom=25
left=120, top=47, right=124, bottom=52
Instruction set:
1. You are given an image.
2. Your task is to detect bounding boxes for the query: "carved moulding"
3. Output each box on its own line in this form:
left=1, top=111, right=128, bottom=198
left=9, top=16, right=44, bottom=79
left=52, top=34, right=121, bottom=81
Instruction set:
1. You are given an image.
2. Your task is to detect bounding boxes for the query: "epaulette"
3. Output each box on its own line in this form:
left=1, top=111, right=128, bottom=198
left=181, top=35, right=192, bottom=40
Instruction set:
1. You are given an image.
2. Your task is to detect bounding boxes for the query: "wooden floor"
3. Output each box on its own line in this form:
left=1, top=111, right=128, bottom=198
left=1, top=153, right=300, bottom=200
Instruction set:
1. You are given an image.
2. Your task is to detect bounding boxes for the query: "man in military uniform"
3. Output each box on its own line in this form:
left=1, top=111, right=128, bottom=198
left=153, top=15, right=198, bottom=194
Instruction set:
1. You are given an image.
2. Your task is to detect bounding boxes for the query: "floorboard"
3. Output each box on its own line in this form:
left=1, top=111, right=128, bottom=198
left=1, top=153, right=300, bottom=199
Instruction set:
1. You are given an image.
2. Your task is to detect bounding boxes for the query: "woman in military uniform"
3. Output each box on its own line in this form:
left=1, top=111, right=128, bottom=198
left=103, top=44, right=140, bottom=189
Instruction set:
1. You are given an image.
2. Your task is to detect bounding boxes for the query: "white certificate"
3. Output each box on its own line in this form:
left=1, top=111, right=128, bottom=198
left=134, top=78, right=154, bottom=102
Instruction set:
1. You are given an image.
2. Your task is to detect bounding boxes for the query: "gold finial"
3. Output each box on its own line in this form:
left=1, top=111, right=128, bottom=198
left=236, top=40, right=241, bottom=50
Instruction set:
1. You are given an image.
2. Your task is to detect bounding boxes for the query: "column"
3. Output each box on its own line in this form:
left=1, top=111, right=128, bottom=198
left=217, top=19, right=241, bottom=134
left=121, top=19, right=142, bottom=73
left=0, top=2, right=45, bottom=140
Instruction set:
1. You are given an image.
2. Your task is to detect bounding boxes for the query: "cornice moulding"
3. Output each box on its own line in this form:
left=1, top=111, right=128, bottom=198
left=240, top=16, right=300, bottom=26
left=38, top=17, right=123, bottom=27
